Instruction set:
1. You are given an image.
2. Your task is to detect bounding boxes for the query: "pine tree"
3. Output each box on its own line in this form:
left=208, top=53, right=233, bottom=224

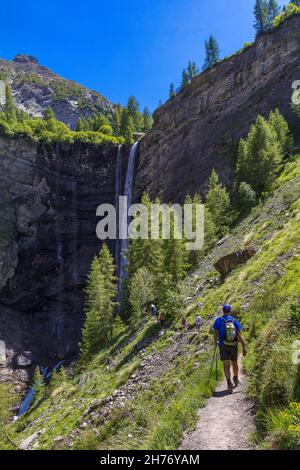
left=91, top=113, right=109, bottom=132
left=127, top=193, right=163, bottom=279
left=32, top=367, right=45, bottom=398
left=163, top=210, right=188, bottom=284
left=236, top=115, right=283, bottom=195
left=187, top=61, right=198, bottom=81
left=254, top=0, right=269, bottom=35
left=4, top=84, right=16, bottom=122
left=181, top=69, right=189, bottom=89
left=268, top=0, right=281, bottom=24
left=43, top=106, right=55, bottom=120
left=203, top=35, right=220, bottom=70
left=120, top=109, right=134, bottom=143
left=127, top=95, right=142, bottom=130
left=75, top=117, right=85, bottom=131
left=237, top=182, right=257, bottom=213
left=185, top=193, right=204, bottom=269
left=142, top=107, right=153, bottom=132
left=112, top=105, right=122, bottom=135
left=129, top=267, right=155, bottom=319
left=169, top=83, right=176, bottom=99
left=50, top=367, right=68, bottom=392
left=268, top=109, right=293, bottom=157
left=98, top=244, right=116, bottom=299
left=81, top=244, right=116, bottom=360
left=126, top=193, right=165, bottom=314
left=205, top=170, right=232, bottom=235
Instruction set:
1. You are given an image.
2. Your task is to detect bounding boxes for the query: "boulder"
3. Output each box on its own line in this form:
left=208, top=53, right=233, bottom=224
left=214, top=248, right=256, bottom=276
left=16, top=351, right=33, bottom=367
left=52, top=436, right=65, bottom=450
left=19, top=430, right=45, bottom=450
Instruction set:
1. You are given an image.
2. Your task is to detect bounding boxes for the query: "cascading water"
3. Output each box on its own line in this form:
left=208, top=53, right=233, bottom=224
left=114, top=145, right=122, bottom=280
left=118, top=142, right=139, bottom=300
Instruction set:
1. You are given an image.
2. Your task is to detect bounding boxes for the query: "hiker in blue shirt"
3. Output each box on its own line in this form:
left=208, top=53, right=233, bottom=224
left=213, top=305, right=247, bottom=392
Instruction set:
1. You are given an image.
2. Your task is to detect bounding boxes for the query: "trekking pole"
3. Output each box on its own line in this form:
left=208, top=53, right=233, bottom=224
left=215, top=348, right=218, bottom=381
left=208, top=345, right=217, bottom=382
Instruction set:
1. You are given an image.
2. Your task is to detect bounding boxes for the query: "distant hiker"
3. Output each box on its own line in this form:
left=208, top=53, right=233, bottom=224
left=151, top=304, right=157, bottom=318
left=159, top=311, right=166, bottom=328
left=181, top=316, right=187, bottom=332
left=195, top=314, right=202, bottom=332
left=213, top=304, right=247, bottom=392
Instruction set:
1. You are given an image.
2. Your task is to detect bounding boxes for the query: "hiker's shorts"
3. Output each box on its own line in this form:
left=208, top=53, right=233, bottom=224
left=219, top=345, right=238, bottom=362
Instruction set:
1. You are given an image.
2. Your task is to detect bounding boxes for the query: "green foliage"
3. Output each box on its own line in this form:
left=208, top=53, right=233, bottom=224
left=0, top=70, right=9, bottom=81
left=169, top=83, right=176, bottom=99
left=185, top=193, right=205, bottom=269
left=128, top=267, right=156, bottom=319
left=142, top=107, right=153, bottom=132
left=81, top=245, right=116, bottom=361
left=43, top=106, right=56, bottom=120
left=0, top=384, right=19, bottom=449
left=0, top=109, right=123, bottom=145
left=50, top=367, right=68, bottom=392
left=32, top=367, right=45, bottom=399
left=203, top=35, right=220, bottom=70
left=4, top=84, right=16, bottom=122
left=268, top=108, right=293, bottom=157
left=126, top=193, right=190, bottom=322
left=145, top=364, right=218, bottom=449
left=99, top=124, right=113, bottom=135
left=120, top=109, right=134, bottom=144
left=127, top=96, right=142, bottom=130
left=262, top=403, right=300, bottom=450
left=274, top=3, right=300, bottom=27
left=268, top=0, right=281, bottom=23
left=181, top=69, right=189, bottom=89
left=205, top=170, right=232, bottom=235
left=253, top=0, right=271, bottom=35
left=236, top=114, right=284, bottom=195
left=237, top=181, right=257, bottom=213
left=187, top=61, right=198, bottom=81
left=163, top=215, right=188, bottom=284
left=112, top=105, right=122, bottom=135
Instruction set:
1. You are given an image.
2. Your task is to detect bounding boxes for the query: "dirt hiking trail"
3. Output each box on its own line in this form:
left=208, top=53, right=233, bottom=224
left=180, top=362, right=256, bottom=450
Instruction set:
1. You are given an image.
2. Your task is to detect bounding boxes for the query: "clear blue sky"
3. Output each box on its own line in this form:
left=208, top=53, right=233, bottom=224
left=2, top=0, right=286, bottom=112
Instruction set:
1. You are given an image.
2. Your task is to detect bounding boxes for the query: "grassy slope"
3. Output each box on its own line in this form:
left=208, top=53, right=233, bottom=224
left=1, top=157, right=300, bottom=450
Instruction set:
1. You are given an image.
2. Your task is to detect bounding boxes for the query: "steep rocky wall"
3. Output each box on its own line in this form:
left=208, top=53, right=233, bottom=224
left=0, top=136, right=126, bottom=382
left=135, top=15, right=300, bottom=203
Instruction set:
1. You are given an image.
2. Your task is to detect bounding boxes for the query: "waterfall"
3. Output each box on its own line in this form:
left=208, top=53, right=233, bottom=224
left=118, top=142, right=139, bottom=300
left=114, top=145, right=122, bottom=280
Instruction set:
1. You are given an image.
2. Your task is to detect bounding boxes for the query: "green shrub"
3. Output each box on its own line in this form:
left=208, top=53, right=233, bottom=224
left=263, top=402, right=300, bottom=450
left=274, top=4, right=300, bottom=28
left=261, top=336, right=294, bottom=407
left=237, top=182, right=257, bottom=213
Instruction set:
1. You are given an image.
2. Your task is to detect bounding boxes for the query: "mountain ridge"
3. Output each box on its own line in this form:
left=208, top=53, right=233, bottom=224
left=0, top=54, right=114, bottom=129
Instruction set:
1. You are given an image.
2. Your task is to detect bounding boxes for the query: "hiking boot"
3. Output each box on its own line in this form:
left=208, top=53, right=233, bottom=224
left=227, top=379, right=234, bottom=392
left=233, top=376, right=240, bottom=388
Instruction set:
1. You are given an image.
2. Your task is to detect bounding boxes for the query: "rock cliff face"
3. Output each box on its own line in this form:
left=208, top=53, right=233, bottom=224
left=135, top=15, right=300, bottom=203
left=0, top=136, right=127, bottom=382
left=0, top=55, right=114, bottom=129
